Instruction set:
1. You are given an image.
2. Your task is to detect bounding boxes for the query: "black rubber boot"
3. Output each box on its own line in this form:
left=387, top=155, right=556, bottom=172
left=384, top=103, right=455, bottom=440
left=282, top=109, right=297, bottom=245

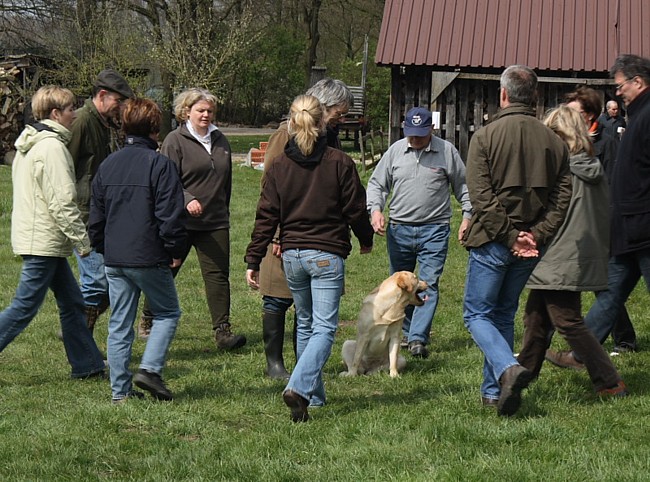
left=263, top=311, right=290, bottom=380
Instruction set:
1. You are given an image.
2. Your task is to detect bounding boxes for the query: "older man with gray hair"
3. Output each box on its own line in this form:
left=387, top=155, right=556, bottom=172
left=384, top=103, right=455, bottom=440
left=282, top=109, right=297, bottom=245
left=462, top=65, right=572, bottom=416
left=598, top=99, right=627, bottom=139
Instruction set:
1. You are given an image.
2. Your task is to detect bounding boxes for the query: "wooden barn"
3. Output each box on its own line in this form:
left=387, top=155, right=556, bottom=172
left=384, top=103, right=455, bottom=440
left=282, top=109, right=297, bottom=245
left=376, top=0, right=650, bottom=158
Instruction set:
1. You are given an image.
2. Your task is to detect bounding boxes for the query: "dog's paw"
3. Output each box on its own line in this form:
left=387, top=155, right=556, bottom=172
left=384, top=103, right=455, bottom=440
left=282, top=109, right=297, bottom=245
left=339, top=370, right=356, bottom=377
left=389, top=371, right=401, bottom=378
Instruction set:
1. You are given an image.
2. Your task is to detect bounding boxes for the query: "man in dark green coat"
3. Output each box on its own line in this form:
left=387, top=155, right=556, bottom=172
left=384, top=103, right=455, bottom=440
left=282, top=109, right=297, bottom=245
left=68, top=69, right=134, bottom=337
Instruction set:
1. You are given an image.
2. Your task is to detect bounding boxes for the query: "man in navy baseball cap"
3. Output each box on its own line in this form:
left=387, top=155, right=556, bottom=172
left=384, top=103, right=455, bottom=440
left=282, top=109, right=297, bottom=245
left=403, top=107, right=433, bottom=138
left=366, top=104, right=472, bottom=360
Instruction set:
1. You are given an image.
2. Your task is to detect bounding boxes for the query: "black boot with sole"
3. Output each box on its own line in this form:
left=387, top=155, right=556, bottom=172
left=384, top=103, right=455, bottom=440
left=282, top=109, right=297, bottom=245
left=262, top=310, right=290, bottom=380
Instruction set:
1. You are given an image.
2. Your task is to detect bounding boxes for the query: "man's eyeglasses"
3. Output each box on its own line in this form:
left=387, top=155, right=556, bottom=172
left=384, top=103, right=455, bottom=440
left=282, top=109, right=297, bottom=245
left=615, top=77, right=636, bottom=92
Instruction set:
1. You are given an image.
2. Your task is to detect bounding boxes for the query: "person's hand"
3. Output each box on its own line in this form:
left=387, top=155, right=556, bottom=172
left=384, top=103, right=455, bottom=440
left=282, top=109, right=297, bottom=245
left=186, top=199, right=203, bottom=217
left=458, top=218, right=470, bottom=242
left=371, top=210, right=386, bottom=236
left=246, top=269, right=260, bottom=290
left=271, top=243, right=282, bottom=257
left=511, top=231, right=538, bottom=258
left=170, top=258, right=182, bottom=268
left=360, top=245, right=373, bottom=254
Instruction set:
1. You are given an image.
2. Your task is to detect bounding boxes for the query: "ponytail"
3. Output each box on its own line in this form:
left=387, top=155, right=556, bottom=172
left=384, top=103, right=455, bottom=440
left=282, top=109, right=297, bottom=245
left=288, top=95, right=325, bottom=156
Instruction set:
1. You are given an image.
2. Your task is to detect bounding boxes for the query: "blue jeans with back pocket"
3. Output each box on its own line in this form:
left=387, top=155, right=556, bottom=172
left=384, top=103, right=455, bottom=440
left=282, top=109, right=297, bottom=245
left=282, top=249, right=344, bottom=407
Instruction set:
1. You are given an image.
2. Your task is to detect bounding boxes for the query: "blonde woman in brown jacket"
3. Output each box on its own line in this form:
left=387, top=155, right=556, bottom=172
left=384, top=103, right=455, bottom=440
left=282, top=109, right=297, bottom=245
left=258, top=79, right=354, bottom=380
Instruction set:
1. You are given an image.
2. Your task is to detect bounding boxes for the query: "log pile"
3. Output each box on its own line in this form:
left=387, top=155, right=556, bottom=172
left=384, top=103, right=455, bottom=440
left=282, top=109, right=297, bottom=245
left=0, top=65, right=27, bottom=165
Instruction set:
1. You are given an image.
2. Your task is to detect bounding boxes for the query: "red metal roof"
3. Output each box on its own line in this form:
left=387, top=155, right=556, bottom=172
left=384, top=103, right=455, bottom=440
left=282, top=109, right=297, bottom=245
left=376, top=0, right=650, bottom=72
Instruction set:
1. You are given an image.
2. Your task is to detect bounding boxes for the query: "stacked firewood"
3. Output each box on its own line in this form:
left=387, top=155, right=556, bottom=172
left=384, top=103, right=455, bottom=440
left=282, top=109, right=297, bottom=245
left=0, top=65, right=26, bottom=165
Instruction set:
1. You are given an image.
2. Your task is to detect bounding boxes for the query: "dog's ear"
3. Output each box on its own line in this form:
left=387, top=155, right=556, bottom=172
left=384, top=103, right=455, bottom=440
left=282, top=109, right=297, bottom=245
left=395, top=272, right=414, bottom=292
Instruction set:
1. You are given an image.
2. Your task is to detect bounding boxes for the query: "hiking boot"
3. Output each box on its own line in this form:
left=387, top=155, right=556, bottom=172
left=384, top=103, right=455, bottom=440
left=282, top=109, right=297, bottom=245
left=408, top=341, right=429, bottom=359
left=597, top=381, right=629, bottom=398
left=400, top=335, right=409, bottom=349
left=498, top=365, right=534, bottom=417
left=97, top=294, right=110, bottom=315
left=85, top=305, right=102, bottom=334
left=112, top=390, right=145, bottom=404
left=74, top=369, right=108, bottom=380
left=133, top=369, right=173, bottom=401
left=138, top=314, right=153, bottom=340
left=283, top=390, right=309, bottom=422
left=613, top=343, right=637, bottom=354
left=481, top=396, right=498, bottom=408
left=214, top=322, right=247, bottom=350
left=545, top=349, right=585, bottom=370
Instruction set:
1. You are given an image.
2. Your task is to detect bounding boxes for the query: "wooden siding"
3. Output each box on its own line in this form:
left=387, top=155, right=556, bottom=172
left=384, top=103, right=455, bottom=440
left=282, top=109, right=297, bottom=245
left=389, top=68, right=614, bottom=160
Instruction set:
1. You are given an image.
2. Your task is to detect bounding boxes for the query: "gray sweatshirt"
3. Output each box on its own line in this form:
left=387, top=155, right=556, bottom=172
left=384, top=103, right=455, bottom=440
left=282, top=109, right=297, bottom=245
left=366, top=136, right=472, bottom=224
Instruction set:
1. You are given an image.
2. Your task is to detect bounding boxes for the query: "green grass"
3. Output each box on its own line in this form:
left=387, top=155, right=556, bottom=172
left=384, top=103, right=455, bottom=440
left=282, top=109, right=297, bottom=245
left=227, top=135, right=270, bottom=154
left=1, top=163, right=650, bottom=480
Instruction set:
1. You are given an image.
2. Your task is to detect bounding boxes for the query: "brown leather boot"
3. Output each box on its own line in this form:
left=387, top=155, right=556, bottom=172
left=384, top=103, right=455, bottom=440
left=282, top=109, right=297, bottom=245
left=85, top=305, right=102, bottom=334
left=214, top=322, right=246, bottom=350
left=138, top=314, right=153, bottom=340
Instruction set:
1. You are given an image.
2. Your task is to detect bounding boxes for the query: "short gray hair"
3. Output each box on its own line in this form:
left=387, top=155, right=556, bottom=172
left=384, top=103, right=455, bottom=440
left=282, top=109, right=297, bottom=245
left=609, top=54, right=650, bottom=85
left=500, top=65, right=538, bottom=105
left=306, top=78, right=354, bottom=109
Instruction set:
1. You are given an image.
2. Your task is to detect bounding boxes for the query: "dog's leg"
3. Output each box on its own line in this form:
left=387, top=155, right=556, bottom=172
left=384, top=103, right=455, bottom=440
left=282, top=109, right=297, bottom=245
left=341, top=332, right=369, bottom=376
left=340, top=340, right=356, bottom=373
left=388, top=334, right=401, bottom=378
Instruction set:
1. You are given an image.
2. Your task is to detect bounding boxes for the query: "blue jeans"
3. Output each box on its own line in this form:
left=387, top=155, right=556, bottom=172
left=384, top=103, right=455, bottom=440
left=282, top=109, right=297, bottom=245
left=585, top=249, right=650, bottom=343
left=387, top=223, right=450, bottom=344
left=105, top=265, right=181, bottom=401
left=282, top=249, right=344, bottom=407
left=75, top=250, right=109, bottom=307
left=463, top=242, right=540, bottom=400
left=0, top=256, right=105, bottom=378
left=263, top=295, right=293, bottom=314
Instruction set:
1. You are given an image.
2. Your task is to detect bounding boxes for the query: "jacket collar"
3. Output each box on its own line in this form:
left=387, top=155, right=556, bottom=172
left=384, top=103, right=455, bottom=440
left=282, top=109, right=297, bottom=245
left=124, top=135, right=159, bottom=150
left=179, top=122, right=222, bottom=143
left=493, top=103, right=537, bottom=121
left=41, top=119, right=72, bottom=144
left=82, top=98, right=112, bottom=129
left=626, top=87, right=650, bottom=119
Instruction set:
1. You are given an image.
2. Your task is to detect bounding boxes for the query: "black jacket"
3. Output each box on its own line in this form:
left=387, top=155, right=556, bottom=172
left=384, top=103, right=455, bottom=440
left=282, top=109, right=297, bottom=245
left=610, top=88, right=650, bottom=256
left=592, top=123, right=618, bottom=180
left=89, top=135, right=187, bottom=267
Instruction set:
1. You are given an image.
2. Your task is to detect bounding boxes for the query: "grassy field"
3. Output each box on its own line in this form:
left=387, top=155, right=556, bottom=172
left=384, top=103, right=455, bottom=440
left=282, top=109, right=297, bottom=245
left=0, top=161, right=649, bottom=481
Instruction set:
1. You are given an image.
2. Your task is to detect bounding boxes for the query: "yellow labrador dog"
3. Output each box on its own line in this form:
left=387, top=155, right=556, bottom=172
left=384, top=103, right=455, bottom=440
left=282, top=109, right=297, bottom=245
left=340, top=271, right=427, bottom=378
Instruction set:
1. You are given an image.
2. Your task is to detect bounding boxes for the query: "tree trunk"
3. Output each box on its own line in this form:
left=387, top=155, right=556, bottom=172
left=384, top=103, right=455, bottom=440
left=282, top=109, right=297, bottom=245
left=304, top=0, right=322, bottom=84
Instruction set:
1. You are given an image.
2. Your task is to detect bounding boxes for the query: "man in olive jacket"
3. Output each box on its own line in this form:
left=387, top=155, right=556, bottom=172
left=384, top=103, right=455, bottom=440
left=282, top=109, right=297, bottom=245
left=68, top=70, right=134, bottom=336
left=462, top=65, right=572, bottom=417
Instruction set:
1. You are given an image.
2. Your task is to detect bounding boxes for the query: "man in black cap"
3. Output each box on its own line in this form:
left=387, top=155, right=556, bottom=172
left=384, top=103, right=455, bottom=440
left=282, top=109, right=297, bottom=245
left=68, top=69, right=134, bottom=337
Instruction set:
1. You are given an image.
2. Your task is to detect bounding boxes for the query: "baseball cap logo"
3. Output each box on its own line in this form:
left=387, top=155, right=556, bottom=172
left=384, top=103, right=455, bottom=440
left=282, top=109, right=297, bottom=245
left=412, top=115, right=423, bottom=126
